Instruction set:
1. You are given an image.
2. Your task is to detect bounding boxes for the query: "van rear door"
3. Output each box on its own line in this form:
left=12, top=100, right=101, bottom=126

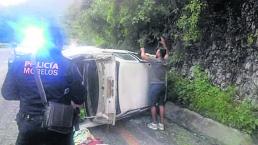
left=93, top=55, right=117, bottom=125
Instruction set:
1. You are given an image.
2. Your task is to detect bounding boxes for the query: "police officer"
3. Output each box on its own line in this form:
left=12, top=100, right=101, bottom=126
left=1, top=23, right=85, bottom=145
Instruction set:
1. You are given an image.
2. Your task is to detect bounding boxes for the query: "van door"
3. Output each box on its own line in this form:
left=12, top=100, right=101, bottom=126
left=93, top=55, right=117, bottom=125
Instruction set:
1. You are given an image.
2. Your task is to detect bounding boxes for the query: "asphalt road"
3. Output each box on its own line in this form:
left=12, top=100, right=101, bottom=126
left=89, top=113, right=221, bottom=145
left=0, top=48, right=19, bottom=145
left=0, top=48, right=221, bottom=145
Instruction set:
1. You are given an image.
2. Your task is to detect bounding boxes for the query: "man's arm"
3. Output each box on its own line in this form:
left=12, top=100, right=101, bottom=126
left=140, top=47, right=149, bottom=60
left=1, top=64, right=19, bottom=100
left=160, top=37, right=169, bottom=60
left=164, top=48, right=169, bottom=60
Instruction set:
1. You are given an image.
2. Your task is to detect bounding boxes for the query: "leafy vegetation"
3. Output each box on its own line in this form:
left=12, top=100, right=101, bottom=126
left=79, top=108, right=87, bottom=121
left=169, top=48, right=185, bottom=65
left=177, top=0, right=204, bottom=43
left=64, top=0, right=206, bottom=48
left=64, top=0, right=176, bottom=50
left=247, top=33, right=257, bottom=46
left=167, top=66, right=258, bottom=134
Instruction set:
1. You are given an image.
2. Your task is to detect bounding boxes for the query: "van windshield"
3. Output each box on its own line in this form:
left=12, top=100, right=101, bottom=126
left=114, top=53, right=137, bottom=61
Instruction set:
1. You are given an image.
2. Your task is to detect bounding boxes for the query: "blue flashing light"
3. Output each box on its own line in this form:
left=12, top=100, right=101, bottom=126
left=16, top=26, right=46, bottom=54
left=10, top=17, right=57, bottom=55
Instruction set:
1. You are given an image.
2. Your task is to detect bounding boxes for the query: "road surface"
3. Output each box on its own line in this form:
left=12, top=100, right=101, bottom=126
left=89, top=113, right=221, bottom=145
left=0, top=48, right=19, bottom=145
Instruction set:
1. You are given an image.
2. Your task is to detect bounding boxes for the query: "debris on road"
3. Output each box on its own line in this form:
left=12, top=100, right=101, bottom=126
left=74, top=128, right=107, bottom=145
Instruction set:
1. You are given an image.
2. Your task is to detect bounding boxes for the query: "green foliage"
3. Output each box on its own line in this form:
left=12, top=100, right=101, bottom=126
left=64, top=0, right=173, bottom=50
left=79, top=108, right=86, bottom=120
left=64, top=0, right=116, bottom=47
left=169, top=50, right=185, bottom=65
left=168, top=66, right=258, bottom=134
left=247, top=34, right=254, bottom=46
left=177, top=0, right=204, bottom=42
left=247, top=33, right=257, bottom=46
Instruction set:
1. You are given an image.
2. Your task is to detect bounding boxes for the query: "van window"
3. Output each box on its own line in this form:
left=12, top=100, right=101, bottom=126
left=114, top=53, right=137, bottom=61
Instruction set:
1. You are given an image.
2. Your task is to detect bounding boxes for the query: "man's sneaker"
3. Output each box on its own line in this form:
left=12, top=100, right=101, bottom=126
left=147, top=122, right=158, bottom=130
left=158, top=123, right=164, bottom=131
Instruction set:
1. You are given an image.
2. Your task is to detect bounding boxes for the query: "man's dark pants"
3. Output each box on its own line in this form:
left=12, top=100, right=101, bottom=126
left=149, top=83, right=166, bottom=106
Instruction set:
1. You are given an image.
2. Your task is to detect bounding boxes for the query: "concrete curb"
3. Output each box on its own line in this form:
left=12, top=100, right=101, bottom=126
left=165, top=102, right=255, bottom=145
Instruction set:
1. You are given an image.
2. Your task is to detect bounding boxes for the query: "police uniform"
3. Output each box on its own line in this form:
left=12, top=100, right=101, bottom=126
left=1, top=24, right=85, bottom=145
left=2, top=52, right=85, bottom=145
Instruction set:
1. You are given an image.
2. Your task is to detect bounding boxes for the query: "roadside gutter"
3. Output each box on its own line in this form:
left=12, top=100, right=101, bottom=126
left=165, top=102, right=255, bottom=145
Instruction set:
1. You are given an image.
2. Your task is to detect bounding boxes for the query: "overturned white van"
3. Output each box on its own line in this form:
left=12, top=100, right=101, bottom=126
left=63, top=46, right=155, bottom=127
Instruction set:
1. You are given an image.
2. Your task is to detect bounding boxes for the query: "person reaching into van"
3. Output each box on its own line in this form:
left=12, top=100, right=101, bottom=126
left=140, top=36, right=169, bottom=131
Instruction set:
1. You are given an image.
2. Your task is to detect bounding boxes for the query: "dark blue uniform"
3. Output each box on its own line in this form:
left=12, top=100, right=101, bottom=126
left=1, top=53, right=85, bottom=145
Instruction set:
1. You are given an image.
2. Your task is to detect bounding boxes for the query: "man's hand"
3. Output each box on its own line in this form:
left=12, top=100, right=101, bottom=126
left=160, top=37, right=166, bottom=46
left=140, top=47, right=145, bottom=52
